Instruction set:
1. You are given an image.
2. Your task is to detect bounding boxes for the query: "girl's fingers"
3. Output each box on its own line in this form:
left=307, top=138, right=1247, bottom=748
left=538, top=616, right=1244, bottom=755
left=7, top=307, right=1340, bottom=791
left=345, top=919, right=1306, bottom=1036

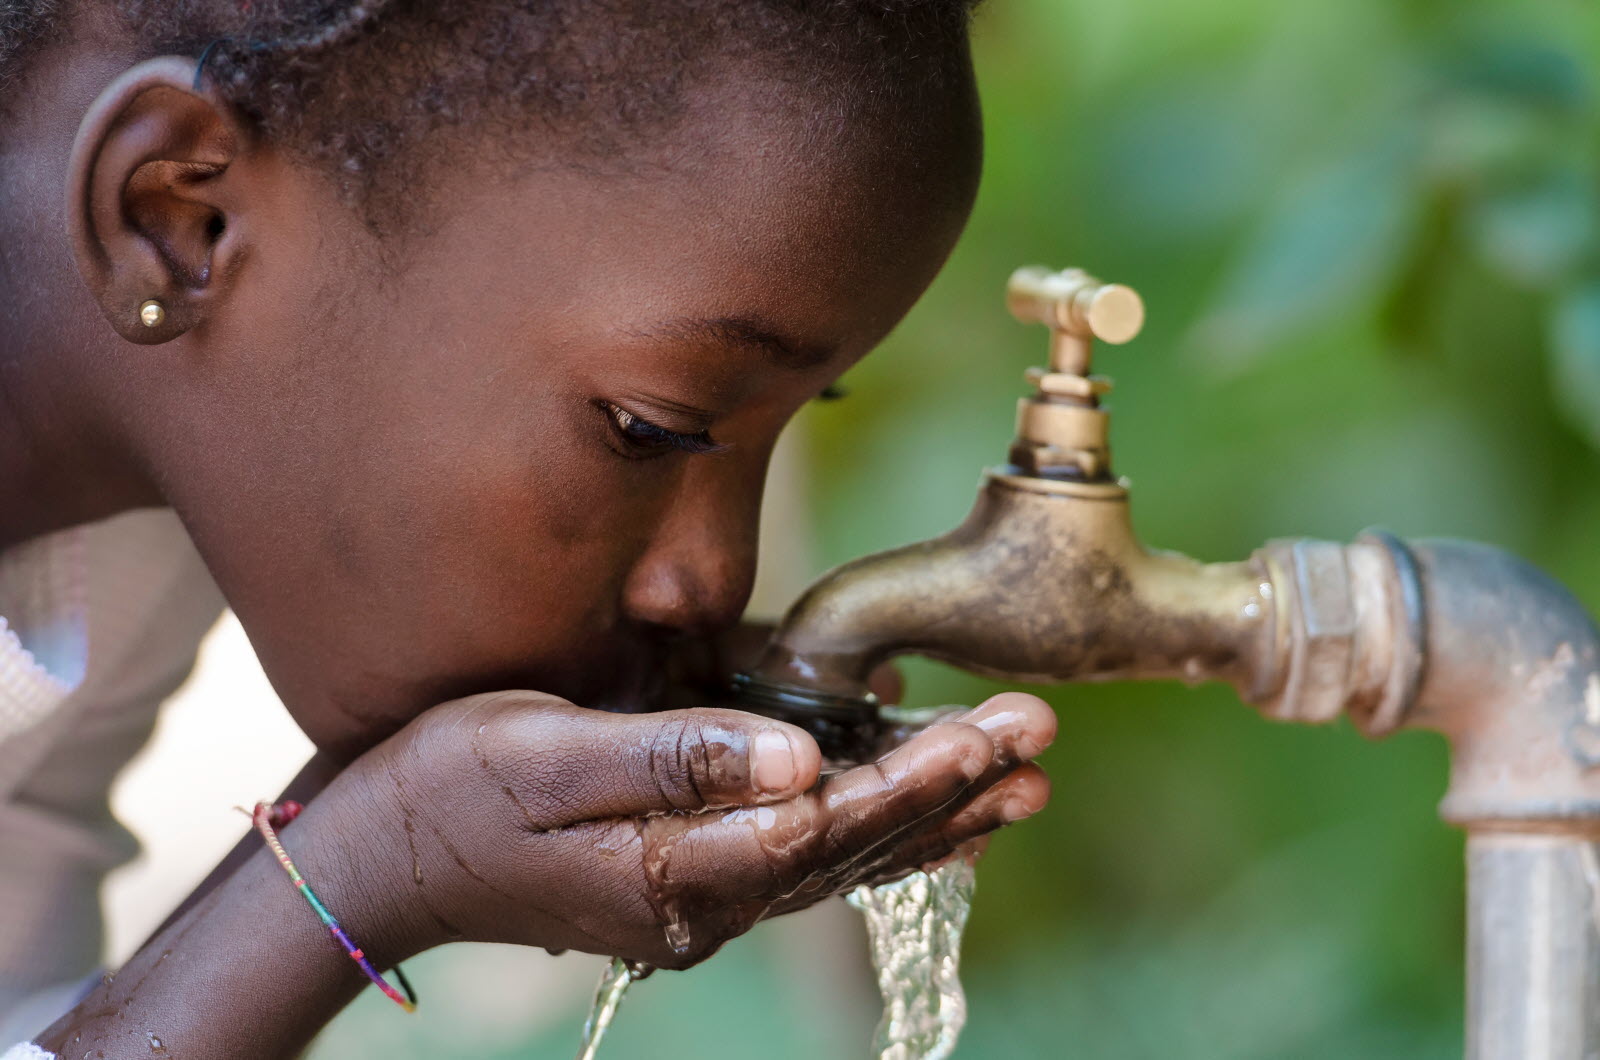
left=470, top=689, right=1049, bottom=834
left=667, top=695, right=1053, bottom=900
left=626, top=712, right=1050, bottom=925
left=586, top=720, right=994, bottom=963
left=462, top=694, right=823, bottom=828
left=639, top=719, right=995, bottom=901
left=953, top=691, right=1056, bottom=779
left=874, top=690, right=1056, bottom=780
left=524, top=698, right=1052, bottom=966
left=763, top=761, right=1049, bottom=920
left=815, top=718, right=996, bottom=858
left=863, top=763, right=1049, bottom=876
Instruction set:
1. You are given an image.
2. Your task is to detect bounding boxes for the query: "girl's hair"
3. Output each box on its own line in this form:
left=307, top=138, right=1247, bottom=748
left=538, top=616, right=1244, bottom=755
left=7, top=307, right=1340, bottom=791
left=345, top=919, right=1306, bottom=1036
left=2, top=0, right=980, bottom=223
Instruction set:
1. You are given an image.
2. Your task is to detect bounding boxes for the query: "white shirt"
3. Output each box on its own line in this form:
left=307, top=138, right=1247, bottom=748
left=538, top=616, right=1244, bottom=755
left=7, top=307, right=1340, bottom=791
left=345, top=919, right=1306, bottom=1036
left=0, top=509, right=223, bottom=1048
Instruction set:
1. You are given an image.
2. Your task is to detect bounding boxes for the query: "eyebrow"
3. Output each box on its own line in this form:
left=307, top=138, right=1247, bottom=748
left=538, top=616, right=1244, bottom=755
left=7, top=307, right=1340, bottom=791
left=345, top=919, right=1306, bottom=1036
left=650, top=315, right=836, bottom=370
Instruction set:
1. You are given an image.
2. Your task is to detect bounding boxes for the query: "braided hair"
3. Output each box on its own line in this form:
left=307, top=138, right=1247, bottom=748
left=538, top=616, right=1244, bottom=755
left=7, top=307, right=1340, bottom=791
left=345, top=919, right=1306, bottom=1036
left=2, top=0, right=981, bottom=223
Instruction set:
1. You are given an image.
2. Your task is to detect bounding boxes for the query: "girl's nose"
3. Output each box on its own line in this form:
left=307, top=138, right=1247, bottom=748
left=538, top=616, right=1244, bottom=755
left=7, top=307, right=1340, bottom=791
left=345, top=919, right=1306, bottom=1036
left=621, top=489, right=760, bottom=638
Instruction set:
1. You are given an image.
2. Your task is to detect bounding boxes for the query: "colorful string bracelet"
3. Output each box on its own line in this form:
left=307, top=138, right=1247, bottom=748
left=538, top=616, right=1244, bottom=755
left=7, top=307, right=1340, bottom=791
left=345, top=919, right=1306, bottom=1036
left=247, top=800, right=419, bottom=1013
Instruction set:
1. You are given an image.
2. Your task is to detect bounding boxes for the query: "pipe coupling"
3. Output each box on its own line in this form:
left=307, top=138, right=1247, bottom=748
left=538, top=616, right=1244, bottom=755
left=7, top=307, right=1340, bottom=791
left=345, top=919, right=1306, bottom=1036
left=1254, top=532, right=1425, bottom=734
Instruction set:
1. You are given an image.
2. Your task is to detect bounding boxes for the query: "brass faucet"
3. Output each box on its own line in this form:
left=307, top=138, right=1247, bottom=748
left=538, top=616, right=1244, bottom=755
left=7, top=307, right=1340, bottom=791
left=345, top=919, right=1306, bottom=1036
left=732, top=265, right=1600, bottom=1058
left=735, top=267, right=1291, bottom=751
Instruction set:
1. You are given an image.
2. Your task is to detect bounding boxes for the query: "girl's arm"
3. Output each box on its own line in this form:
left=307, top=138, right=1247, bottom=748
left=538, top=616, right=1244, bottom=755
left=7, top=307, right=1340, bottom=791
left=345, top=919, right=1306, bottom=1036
left=31, top=689, right=1051, bottom=1058
left=35, top=780, right=411, bottom=1058
left=138, top=751, right=346, bottom=947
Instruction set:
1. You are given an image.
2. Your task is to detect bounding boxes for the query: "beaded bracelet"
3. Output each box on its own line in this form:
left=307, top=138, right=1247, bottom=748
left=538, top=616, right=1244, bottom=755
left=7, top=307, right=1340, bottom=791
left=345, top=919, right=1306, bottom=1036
left=248, top=801, right=418, bottom=1013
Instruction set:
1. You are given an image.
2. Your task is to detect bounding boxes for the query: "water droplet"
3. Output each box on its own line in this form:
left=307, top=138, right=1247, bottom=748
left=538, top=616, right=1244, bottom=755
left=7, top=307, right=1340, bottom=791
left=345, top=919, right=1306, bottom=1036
left=1242, top=600, right=1262, bottom=618
left=663, top=915, right=691, bottom=955
left=593, top=826, right=628, bottom=859
left=639, top=815, right=697, bottom=957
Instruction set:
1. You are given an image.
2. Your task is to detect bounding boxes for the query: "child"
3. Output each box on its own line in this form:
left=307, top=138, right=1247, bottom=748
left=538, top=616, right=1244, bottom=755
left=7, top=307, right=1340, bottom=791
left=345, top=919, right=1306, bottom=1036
left=0, top=1, right=1055, bottom=1055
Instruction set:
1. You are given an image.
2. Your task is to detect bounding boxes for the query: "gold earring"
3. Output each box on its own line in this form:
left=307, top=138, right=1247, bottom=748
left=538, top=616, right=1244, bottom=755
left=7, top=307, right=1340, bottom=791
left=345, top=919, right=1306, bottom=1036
left=138, top=299, right=166, bottom=328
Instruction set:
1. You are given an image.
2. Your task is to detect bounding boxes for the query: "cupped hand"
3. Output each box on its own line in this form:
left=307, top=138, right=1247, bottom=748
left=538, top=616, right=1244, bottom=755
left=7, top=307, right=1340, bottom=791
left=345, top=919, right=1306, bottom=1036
left=349, top=690, right=1053, bottom=969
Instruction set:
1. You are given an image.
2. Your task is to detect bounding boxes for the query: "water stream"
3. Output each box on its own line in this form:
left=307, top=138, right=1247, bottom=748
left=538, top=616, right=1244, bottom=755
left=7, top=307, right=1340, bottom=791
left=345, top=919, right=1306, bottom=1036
left=573, top=861, right=976, bottom=1060
left=574, top=957, right=650, bottom=1060
left=846, top=859, right=978, bottom=1060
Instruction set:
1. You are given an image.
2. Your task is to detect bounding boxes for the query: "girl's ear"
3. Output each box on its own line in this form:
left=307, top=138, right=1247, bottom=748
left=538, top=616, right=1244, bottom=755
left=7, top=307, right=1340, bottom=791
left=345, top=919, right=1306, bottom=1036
left=67, top=56, right=248, bottom=344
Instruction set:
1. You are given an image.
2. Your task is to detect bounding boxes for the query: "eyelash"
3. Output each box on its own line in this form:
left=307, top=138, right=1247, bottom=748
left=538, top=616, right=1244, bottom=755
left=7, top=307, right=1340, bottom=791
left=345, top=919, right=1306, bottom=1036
left=596, top=400, right=726, bottom=456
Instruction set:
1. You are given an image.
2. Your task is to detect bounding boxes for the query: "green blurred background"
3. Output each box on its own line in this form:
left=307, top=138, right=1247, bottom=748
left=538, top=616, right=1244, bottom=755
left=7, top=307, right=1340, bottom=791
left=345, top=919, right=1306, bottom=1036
left=314, top=0, right=1600, bottom=1055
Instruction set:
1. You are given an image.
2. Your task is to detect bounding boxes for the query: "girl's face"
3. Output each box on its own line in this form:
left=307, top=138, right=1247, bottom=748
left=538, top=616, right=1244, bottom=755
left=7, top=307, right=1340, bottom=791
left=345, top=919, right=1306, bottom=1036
left=116, top=87, right=980, bottom=756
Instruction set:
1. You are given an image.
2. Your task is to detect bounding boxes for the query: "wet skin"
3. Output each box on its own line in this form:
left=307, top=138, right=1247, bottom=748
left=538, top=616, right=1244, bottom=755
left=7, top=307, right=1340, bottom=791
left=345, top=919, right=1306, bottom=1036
left=38, top=692, right=1054, bottom=1058
left=0, top=20, right=1059, bottom=1059
left=364, top=691, right=1055, bottom=968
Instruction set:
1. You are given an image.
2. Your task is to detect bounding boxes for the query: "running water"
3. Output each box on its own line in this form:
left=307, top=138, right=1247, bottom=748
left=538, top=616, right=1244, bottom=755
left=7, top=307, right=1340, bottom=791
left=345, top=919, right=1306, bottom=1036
left=574, top=957, right=651, bottom=1060
left=847, top=858, right=978, bottom=1060
left=572, top=862, right=978, bottom=1060
left=574, top=705, right=979, bottom=1060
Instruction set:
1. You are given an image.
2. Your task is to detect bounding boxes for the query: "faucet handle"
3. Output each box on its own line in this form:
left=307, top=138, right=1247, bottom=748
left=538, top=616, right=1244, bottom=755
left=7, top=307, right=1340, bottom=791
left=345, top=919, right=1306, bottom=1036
left=1007, top=266, right=1145, bottom=377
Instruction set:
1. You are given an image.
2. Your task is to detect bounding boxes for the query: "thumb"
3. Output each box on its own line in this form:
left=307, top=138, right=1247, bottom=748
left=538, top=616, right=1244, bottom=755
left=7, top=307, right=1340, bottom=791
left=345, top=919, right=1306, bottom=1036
left=470, top=696, right=823, bottom=827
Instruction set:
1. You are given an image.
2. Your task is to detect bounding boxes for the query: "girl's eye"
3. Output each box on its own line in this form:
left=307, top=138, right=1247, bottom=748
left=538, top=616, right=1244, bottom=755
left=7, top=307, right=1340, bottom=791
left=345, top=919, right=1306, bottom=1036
left=597, top=401, right=725, bottom=457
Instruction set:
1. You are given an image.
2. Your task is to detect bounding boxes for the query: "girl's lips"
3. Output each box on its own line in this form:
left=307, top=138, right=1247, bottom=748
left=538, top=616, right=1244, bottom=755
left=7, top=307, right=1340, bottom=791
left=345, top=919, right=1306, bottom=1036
left=545, top=641, right=673, bottom=714
left=585, top=668, right=670, bottom=714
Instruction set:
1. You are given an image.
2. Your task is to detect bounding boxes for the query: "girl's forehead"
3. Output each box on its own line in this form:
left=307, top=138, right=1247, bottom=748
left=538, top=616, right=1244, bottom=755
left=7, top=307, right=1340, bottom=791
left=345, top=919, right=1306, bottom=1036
left=392, top=107, right=979, bottom=341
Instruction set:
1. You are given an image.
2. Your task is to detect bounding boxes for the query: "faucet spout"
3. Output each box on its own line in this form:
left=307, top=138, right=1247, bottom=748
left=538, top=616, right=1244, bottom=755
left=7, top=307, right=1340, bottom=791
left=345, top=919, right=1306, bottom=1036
left=750, top=473, right=1279, bottom=705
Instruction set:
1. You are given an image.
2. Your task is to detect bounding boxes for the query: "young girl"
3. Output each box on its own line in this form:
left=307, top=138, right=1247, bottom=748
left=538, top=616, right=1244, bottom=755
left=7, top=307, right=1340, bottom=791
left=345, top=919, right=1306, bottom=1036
left=0, top=1, right=1056, bottom=1055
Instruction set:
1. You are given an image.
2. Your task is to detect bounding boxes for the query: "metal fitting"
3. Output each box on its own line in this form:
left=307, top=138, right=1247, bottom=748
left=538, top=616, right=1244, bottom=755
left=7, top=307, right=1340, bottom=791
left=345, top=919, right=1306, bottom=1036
left=1257, top=540, right=1358, bottom=723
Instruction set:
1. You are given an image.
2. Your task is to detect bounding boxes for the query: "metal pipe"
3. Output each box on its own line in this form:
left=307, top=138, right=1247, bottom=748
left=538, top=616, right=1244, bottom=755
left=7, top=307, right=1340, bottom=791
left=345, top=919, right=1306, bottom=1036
left=1466, top=834, right=1600, bottom=1059
left=1399, top=541, right=1600, bottom=1059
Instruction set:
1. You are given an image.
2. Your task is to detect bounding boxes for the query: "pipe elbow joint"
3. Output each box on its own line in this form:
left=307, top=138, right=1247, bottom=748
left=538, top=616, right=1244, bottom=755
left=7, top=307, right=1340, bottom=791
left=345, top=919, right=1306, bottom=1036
left=1263, top=534, right=1600, bottom=831
left=1405, top=541, right=1600, bottom=830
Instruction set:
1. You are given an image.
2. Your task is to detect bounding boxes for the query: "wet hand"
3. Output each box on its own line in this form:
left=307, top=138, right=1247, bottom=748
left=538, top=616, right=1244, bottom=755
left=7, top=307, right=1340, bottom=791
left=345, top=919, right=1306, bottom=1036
left=351, top=690, right=1052, bottom=969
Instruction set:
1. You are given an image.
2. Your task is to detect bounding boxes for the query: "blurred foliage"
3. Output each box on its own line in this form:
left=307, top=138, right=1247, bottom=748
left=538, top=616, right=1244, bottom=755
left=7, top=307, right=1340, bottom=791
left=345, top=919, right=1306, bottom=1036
left=316, top=0, right=1600, bottom=1056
